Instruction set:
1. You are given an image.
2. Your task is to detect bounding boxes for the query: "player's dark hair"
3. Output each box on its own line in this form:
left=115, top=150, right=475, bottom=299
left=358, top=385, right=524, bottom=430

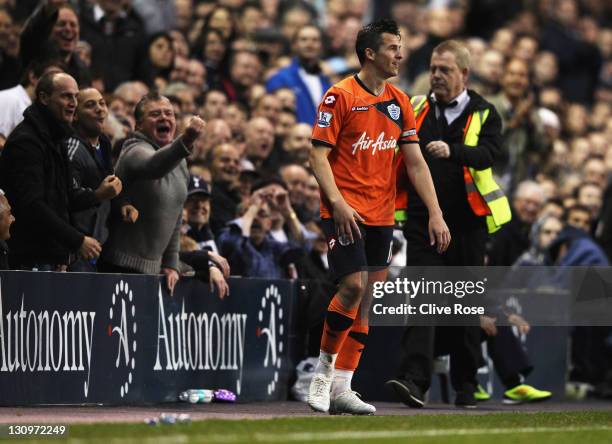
left=355, top=19, right=400, bottom=66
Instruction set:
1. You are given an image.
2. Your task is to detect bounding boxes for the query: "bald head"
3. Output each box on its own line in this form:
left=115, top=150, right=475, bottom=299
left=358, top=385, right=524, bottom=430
left=281, top=164, right=309, bottom=206
left=210, top=143, right=241, bottom=184
left=514, top=181, right=545, bottom=224
left=245, top=117, right=275, bottom=161
left=283, top=123, right=312, bottom=165
left=36, top=72, right=79, bottom=124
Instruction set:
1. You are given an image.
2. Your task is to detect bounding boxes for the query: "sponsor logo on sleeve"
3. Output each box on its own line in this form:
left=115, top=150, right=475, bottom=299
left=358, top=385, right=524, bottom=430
left=323, top=93, right=338, bottom=107
left=317, top=111, right=333, bottom=128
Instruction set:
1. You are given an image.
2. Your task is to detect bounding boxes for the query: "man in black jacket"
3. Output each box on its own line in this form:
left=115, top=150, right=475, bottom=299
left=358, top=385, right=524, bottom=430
left=79, top=0, right=146, bottom=91
left=387, top=40, right=505, bottom=408
left=0, top=72, right=121, bottom=270
left=66, top=87, right=137, bottom=272
left=488, top=180, right=545, bottom=266
left=208, top=143, right=242, bottom=235
left=19, top=4, right=91, bottom=87
left=0, top=191, right=15, bottom=270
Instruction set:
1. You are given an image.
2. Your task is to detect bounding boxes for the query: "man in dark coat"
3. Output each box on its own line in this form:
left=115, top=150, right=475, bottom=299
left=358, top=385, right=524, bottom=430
left=388, top=40, right=505, bottom=408
left=66, top=87, right=136, bottom=271
left=488, top=181, right=545, bottom=266
left=20, top=4, right=91, bottom=87
left=79, top=0, right=146, bottom=91
left=0, top=191, right=15, bottom=270
left=208, top=143, right=243, bottom=235
left=0, top=72, right=121, bottom=270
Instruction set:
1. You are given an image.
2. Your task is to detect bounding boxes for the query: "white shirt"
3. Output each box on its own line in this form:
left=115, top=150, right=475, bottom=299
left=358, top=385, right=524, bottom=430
left=0, top=85, right=31, bottom=138
left=431, top=89, right=470, bottom=125
left=298, top=68, right=324, bottom=108
left=93, top=4, right=126, bottom=22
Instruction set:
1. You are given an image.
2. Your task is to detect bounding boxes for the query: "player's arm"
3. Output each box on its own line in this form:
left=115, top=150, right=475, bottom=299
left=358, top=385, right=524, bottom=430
left=309, top=144, right=363, bottom=243
left=400, top=142, right=450, bottom=253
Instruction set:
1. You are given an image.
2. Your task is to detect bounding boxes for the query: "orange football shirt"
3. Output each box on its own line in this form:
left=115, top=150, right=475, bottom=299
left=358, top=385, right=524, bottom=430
left=311, top=75, right=419, bottom=225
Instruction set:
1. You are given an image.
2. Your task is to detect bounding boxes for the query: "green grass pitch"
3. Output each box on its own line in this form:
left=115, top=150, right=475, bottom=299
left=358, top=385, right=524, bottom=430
left=18, top=411, right=612, bottom=444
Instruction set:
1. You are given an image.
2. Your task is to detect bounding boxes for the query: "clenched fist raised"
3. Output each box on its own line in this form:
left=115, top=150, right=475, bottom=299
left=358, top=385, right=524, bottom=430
left=182, top=116, right=207, bottom=149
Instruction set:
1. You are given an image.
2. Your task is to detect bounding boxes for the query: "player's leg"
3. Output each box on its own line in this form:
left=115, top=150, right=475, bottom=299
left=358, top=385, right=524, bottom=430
left=330, top=225, right=393, bottom=414
left=308, top=219, right=367, bottom=413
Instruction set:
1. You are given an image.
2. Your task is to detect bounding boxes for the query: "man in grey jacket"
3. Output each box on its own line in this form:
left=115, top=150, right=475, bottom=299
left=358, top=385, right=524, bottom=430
left=100, top=91, right=206, bottom=294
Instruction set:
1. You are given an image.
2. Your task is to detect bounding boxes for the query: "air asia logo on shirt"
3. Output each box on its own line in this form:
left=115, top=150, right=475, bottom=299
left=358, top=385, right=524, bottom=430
left=351, top=106, right=369, bottom=112
left=317, top=111, right=333, bottom=128
left=351, top=132, right=397, bottom=156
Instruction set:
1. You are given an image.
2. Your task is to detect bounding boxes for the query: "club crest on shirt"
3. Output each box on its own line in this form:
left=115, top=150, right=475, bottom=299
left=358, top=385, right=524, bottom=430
left=317, top=111, right=333, bottom=128
left=387, top=103, right=401, bottom=120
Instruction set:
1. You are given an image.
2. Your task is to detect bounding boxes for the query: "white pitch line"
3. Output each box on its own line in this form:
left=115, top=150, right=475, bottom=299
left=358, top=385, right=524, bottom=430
left=62, top=425, right=612, bottom=444
left=240, top=426, right=612, bottom=442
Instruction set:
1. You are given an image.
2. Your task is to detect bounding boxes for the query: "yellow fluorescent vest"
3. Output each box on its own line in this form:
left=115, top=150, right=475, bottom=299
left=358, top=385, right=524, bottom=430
left=397, top=95, right=511, bottom=233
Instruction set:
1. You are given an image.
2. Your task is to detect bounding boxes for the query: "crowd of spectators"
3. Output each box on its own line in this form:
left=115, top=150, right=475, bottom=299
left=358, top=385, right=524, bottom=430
left=0, top=0, right=611, bottom=399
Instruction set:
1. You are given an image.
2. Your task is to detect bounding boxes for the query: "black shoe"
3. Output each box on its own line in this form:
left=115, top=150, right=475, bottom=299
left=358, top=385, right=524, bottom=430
left=385, top=378, right=425, bottom=408
left=455, top=391, right=477, bottom=408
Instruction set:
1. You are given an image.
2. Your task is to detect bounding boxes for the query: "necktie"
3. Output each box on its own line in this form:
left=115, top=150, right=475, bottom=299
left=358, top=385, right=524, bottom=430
left=436, top=100, right=458, bottom=137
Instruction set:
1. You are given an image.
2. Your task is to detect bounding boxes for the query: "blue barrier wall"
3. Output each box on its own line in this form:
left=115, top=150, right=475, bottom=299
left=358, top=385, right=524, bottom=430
left=0, top=271, right=570, bottom=405
left=0, top=271, right=296, bottom=405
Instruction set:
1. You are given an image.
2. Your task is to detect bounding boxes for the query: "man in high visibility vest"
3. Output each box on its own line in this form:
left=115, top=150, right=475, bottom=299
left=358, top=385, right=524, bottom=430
left=387, top=40, right=508, bottom=408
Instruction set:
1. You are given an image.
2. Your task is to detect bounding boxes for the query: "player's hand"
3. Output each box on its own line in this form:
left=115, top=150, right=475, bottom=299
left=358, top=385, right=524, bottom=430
left=94, top=175, right=122, bottom=201
left=508, top=314, right=530, bottom=335
left=428, top=213, right=451, bottom=254
left=332, top=200, right=364, bottom=245
left=182, top=116, right=206, bottom=149
left=120, top=204, right=139, bottom=223
left=425, top=141, right=450, bottom=158
left=480, top=315, right=498, bottom=336
left=79, top=236, right=101, bottom=260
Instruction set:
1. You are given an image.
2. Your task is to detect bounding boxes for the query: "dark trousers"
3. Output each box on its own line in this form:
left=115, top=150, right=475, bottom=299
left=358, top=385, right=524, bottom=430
left=397, top=216, right=486, bottom=393
left=482, top=326, right=532, bottom=389
left=570, top=326, right=612, bottom=385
